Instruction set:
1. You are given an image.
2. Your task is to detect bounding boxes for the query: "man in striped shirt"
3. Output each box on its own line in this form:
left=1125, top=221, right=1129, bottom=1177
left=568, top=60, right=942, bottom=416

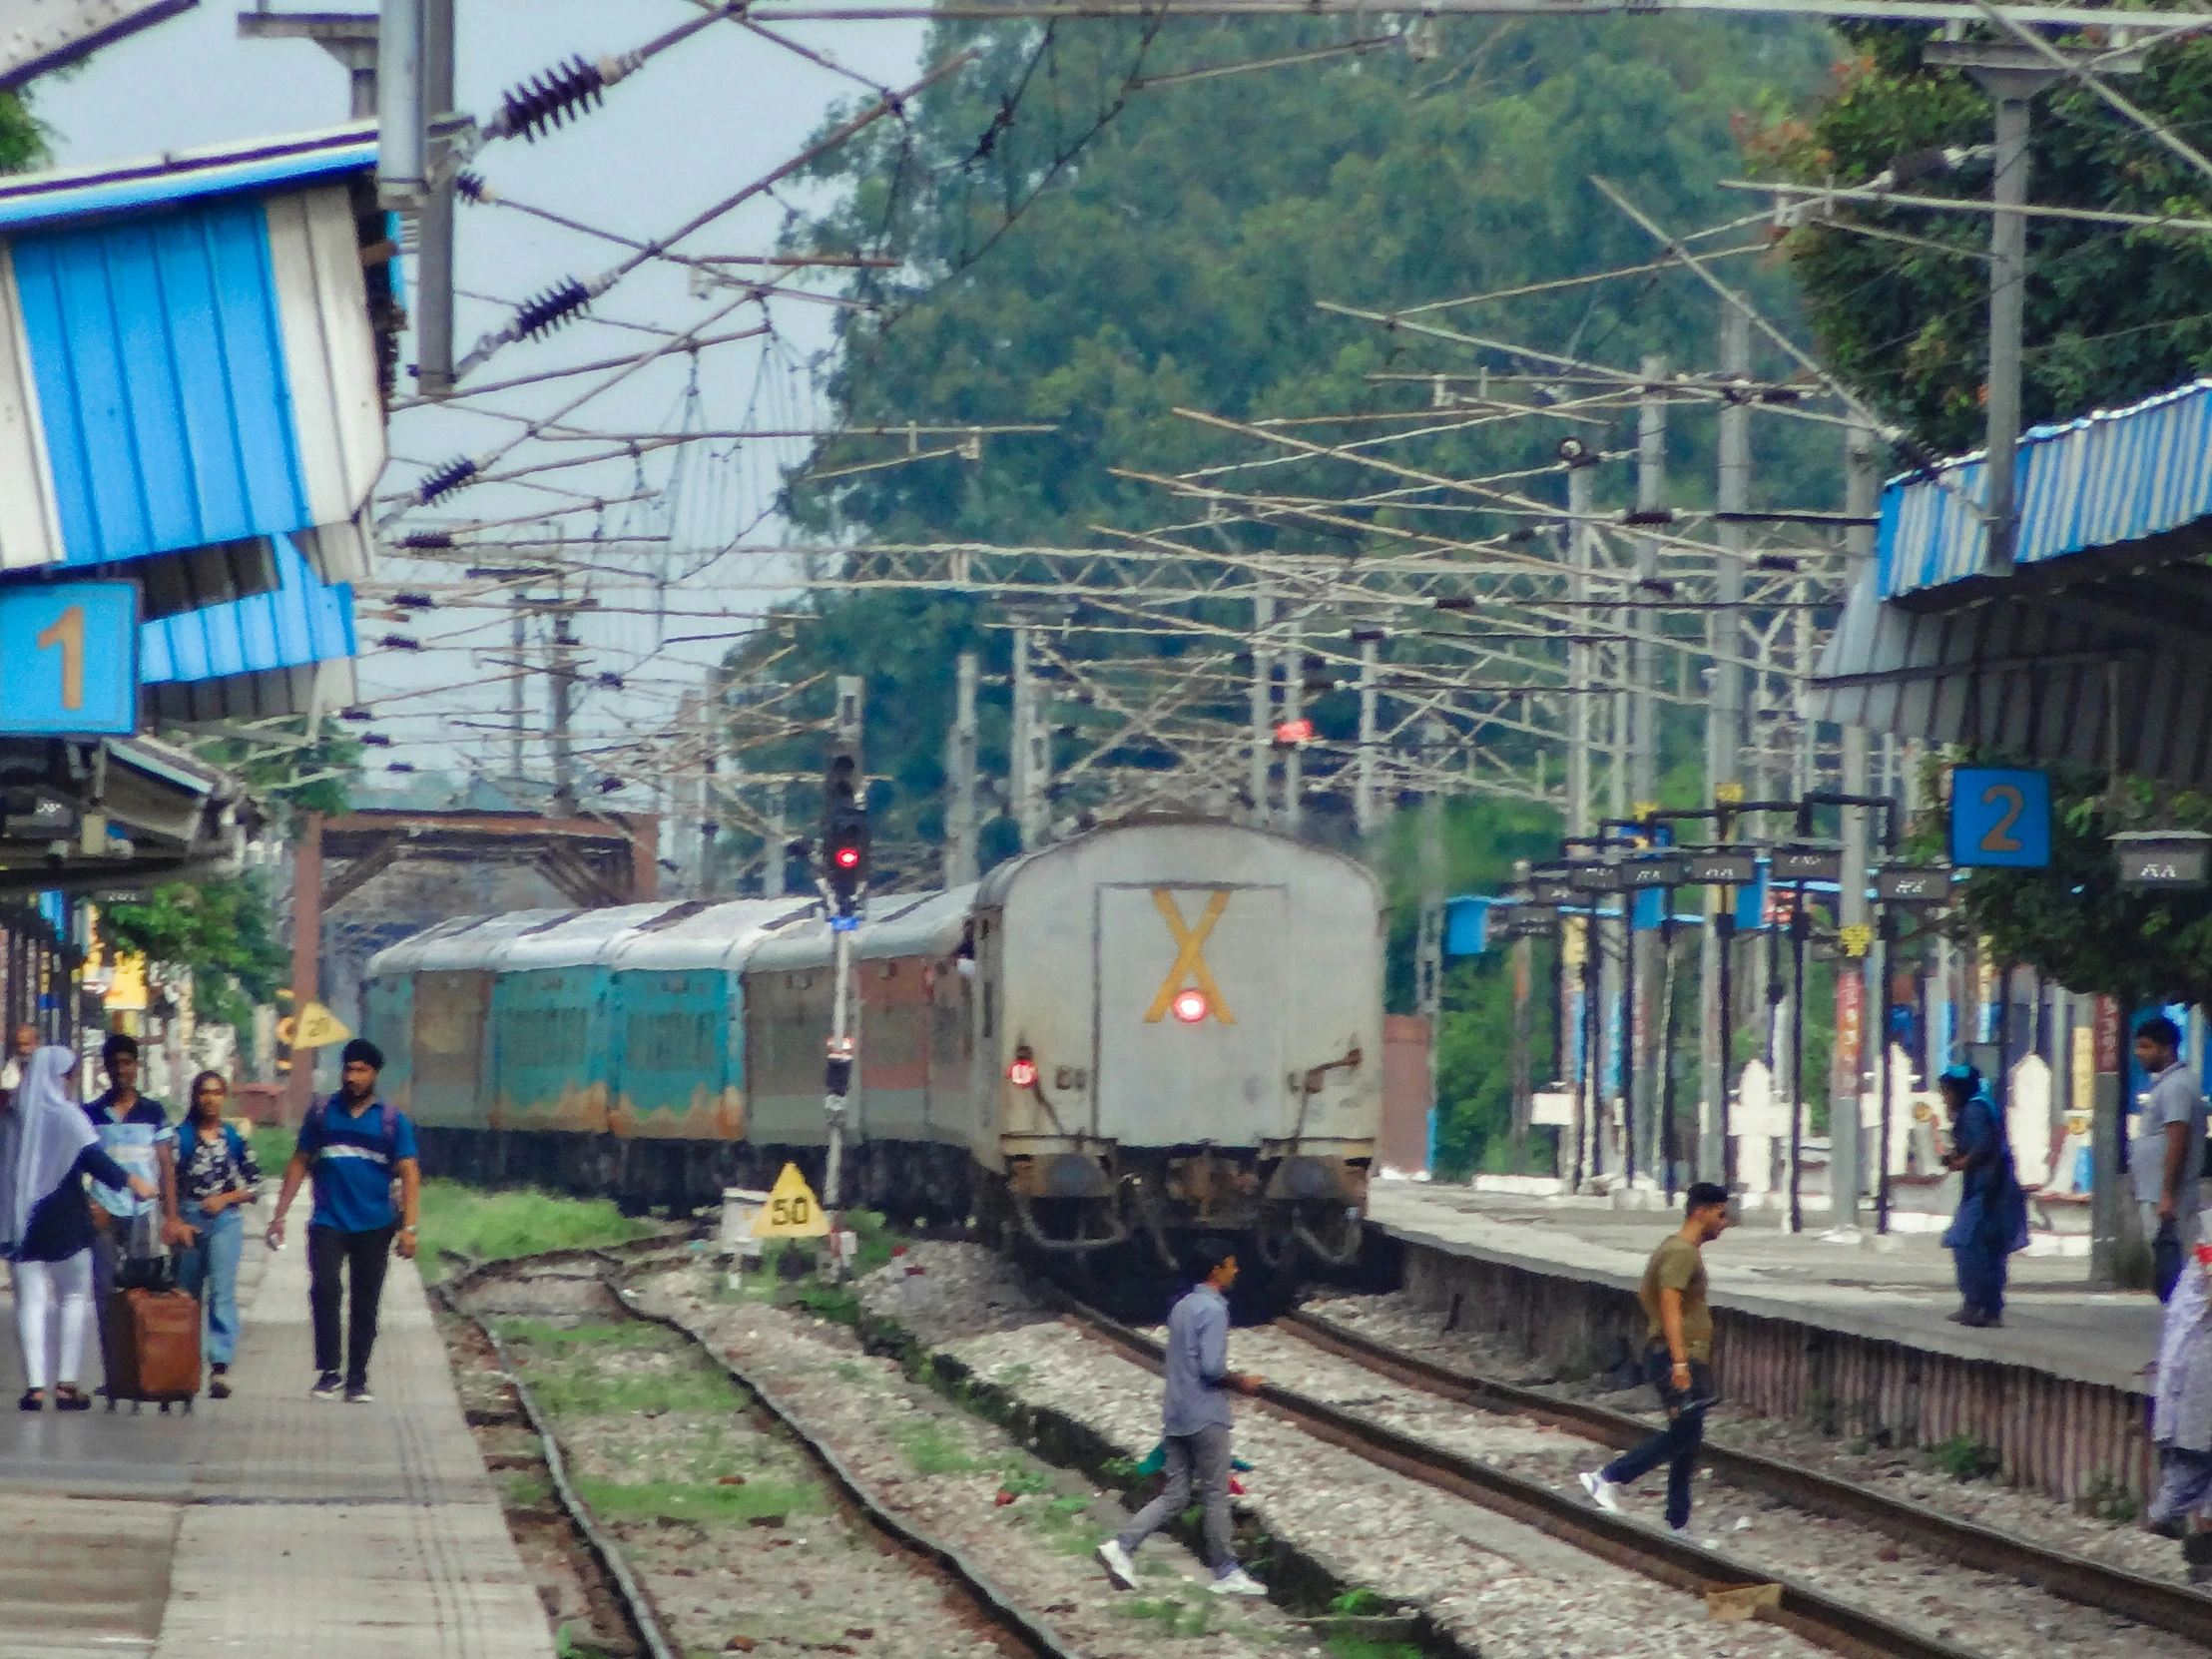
left=83, top=1033, right=187, bottom=1365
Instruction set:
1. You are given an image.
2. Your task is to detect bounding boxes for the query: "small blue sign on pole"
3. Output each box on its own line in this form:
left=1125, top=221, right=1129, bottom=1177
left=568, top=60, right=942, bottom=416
left=0, top=582, right=138, bottom=736
left=1950, top=767, right=2051, bottom=868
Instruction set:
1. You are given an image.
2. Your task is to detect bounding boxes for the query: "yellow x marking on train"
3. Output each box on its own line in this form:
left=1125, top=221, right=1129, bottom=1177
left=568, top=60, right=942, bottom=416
left=1144, top=888, right=1236, bottom=1024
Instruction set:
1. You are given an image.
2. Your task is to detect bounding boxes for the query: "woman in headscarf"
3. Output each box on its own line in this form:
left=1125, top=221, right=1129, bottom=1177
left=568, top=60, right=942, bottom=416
left=1937, top=1062, right=2030, bottom=1328
left=2152, top=1242, right=2212, bottom=1580
left=0, top=1046, right=156, bottom=1409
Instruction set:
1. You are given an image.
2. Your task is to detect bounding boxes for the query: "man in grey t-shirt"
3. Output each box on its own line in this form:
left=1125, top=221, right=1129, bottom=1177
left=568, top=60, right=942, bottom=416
left=2137, top=1015, right=2207, bottom=1246
left=1095, top=1238, right=1268, bottom=1598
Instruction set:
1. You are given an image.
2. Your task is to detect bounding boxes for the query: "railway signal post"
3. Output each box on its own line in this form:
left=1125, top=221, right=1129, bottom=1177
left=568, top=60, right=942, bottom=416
left=819, top=677, right=868, bottom=1258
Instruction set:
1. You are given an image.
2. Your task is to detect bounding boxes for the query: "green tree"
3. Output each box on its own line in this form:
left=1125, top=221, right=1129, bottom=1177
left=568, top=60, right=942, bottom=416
left=738, top=16, right=1841, bottom=873
left=99, top=874, right=288, bottom=1031
left=1930, top=760, right=2212, bottom=1007
left=0, top=90, right=43, bottom=174
left=1763, top=31, right=2212, bottom=1004
left=1758, top=23, right=2212, bottom=455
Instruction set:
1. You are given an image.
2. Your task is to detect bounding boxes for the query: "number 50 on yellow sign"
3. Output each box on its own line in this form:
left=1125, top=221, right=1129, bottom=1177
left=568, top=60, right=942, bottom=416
left=0, top=583, right=139, bottom=737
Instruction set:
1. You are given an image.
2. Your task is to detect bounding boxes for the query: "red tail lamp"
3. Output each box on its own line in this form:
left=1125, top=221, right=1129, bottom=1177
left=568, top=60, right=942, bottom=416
left=1007, top=1052, right=1039, bottom=1088
left=1171, top=988, right=1210, bottom=1024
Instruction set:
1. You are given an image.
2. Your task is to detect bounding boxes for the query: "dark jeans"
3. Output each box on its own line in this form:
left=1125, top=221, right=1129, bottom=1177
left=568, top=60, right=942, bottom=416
left=1600, top=1346, right=1712, bottom=1530
left=307, top=1225, right=395, bottom=1388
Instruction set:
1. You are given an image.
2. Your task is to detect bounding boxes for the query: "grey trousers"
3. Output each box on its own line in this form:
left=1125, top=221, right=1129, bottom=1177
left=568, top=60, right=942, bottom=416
left=1117, top=1422, right=1234, bottom=1572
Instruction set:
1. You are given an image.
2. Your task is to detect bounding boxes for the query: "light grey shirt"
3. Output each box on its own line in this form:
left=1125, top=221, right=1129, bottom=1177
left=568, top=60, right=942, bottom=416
left=1161, top=1282, right=1233, bottom=1436
left=2147, top=1060, right=2207, bottom=1220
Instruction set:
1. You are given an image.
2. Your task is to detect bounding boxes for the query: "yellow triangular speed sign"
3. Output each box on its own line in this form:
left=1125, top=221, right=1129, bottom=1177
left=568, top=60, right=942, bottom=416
left=292, top=1001, right=353, bottom=1050
left=753, top=1162, right=830, bottom=1238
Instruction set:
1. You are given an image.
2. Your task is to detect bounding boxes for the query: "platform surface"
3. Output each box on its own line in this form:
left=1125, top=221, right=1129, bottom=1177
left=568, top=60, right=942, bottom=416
left=1371, top=1181, right=2166, bottom=1394
left=0, top=1207, right=553, bottom=1659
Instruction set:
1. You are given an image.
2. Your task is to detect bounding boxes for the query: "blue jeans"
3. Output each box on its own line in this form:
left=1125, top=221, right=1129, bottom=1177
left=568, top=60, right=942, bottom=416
left=174, top=1204, right=244, bottom=1366
left=1601, top=1346, right=1711, bottom=1530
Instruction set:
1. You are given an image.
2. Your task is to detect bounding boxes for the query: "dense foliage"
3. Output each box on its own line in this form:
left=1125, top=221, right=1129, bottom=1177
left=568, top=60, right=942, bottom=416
left=737, top=15, right=1849, bottom=1167
left=1759, top=22, right=2212, bottom=455
left=1935, top=763, right=2212, bottom=1007
left=99, top=874, right=288, bottom=1031
left=1765, top=26, right=2212, bottom=1002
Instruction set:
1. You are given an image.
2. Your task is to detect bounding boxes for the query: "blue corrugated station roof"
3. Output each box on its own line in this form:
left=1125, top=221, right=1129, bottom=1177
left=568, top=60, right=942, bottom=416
left=140, top=532, right=354, bottom=687
left=0, top=124, right=376, bottom=234
left=1879, top=378, right=2212, bottom=600
left=0, top=122, right=386, bottom=579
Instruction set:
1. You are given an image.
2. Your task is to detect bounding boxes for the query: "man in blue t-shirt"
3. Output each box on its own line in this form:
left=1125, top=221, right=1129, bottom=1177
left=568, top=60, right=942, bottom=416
left=83, top=1033, right=188, bottom=1368
left=266, top=1038, right=420, bottom=1403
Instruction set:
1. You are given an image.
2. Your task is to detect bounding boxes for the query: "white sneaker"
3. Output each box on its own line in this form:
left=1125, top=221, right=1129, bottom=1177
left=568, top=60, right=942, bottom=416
left=1579, top=1471, right=1622, bottom=1514
left=1095, top=1539, right=1136, bottom=1590
left=1209, top=1565, right=1267, bottom=1597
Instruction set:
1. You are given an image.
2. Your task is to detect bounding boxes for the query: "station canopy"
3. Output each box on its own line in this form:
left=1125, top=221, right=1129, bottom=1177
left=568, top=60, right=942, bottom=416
left=1810, top=378, right=2212, bottom=786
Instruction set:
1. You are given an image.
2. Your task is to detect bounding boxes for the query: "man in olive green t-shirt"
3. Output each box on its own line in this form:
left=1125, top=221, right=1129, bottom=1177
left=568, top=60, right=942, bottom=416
left=1580, top=1182, right=1733, bottom=1533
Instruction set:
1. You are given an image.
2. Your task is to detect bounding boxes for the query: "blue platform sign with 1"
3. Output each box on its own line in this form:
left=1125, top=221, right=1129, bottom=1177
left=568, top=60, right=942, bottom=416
left=0, top=583, right=139, bottom=736
left=1950, top=767, right=2051, bottom=868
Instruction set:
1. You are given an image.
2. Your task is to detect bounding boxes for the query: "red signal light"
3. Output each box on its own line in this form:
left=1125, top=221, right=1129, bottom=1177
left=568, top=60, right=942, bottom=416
left=833, top=845, right=861, bottom=868
left=1274, top=718, right=1314, bottom=745
left=1171, top=988, right=1210, bottom=1024
left=1007, top=1056, right=1039, bottom=1088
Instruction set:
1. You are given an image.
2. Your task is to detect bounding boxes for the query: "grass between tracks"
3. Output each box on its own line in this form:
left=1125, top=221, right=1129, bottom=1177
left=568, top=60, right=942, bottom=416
left=415, top=1182, right=658, bottom=1281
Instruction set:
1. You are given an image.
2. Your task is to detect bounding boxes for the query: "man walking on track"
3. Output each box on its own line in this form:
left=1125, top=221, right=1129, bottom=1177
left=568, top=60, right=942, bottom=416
left=1580, top=1181, right=1733, bottom=1535
left=265, top=1039, right=420, bottom=1404
left=1096, top=1237, right=1268, bottom=1598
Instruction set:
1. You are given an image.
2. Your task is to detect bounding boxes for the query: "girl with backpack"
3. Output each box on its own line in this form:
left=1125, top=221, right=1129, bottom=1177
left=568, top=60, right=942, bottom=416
left=173, top=1070, right=262, bottom=1399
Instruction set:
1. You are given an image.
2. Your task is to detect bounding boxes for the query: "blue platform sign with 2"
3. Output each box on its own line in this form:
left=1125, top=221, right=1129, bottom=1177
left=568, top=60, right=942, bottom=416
left=0, top=583, right=138, bottom=736
left=1950, top=768, right=2051, bottom=868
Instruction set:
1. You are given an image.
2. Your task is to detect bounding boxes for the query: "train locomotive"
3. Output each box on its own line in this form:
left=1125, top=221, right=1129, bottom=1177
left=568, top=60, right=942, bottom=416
left=365, top=815, right=1382, bottom=1268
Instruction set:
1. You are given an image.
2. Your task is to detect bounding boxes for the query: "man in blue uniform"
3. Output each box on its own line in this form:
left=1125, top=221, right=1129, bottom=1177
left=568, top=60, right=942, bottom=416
left=266, top=1039, right=420, bottom=1403
left=1096, top=1237, right=1268, bottom=1597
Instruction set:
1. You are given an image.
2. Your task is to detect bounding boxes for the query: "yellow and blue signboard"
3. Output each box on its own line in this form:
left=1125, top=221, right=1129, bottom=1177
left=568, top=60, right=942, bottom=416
left=0, top=580, right=136, bottom=734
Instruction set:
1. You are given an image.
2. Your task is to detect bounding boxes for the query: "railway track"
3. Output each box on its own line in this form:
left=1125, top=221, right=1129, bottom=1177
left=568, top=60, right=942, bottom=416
left=441, top=1247, right=1088, bottom=1659
left=1048, top=1284, right=2087, bottom=1659
left=1274, top=1305, right=2212, bottom=1647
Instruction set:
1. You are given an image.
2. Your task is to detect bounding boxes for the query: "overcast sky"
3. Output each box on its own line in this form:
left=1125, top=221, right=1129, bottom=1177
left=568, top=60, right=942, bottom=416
left=33, top=1, right=928, bottom=828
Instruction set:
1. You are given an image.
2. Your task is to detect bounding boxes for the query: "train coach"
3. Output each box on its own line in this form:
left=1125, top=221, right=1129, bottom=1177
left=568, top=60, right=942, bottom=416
left=365, top=814, right=1383, bottom=1267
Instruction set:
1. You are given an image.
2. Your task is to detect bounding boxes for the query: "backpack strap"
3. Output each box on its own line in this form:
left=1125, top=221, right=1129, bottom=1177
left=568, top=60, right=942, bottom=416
left=381, top=1100, right=398, bottom=1153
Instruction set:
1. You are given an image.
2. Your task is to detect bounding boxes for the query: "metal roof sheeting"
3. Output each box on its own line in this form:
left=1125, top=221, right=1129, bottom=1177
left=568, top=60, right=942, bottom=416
left=140, top=532, right=353, bottom=687
left=0, top=180, right=383, bottom=574
left=0, top=123, right=376, bottom=234
left=1809, top=572, right=2212, bottom=786
left=1882, top=379, right=2212, bottom=599
left=606, top=898, right=815, bottom=973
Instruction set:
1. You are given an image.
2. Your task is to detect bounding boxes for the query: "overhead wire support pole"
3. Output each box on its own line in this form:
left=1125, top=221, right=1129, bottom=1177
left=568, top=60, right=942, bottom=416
left=1703, top=303, right=1750, bottom=1187
left=1834, top=420, right=1880, bottom=1232
left=415, top=0, right=456, bottom=394
left=1355, top=632, right=1379, bottom=837
left=1630, top=355, right=1666, bottom=1181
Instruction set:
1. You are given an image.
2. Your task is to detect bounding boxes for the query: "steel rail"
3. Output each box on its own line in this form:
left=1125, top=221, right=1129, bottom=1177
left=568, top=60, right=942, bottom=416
left=1277, top=1306, right=2212, bottom=1646
left=601, top=1259, right=1091, bottom=1659
left=432, top=1262, right=683, bottom=1659
left=444, top=1247, right=1091, bottom=1659
left=1045, top=1286, right=1983, bottom=1659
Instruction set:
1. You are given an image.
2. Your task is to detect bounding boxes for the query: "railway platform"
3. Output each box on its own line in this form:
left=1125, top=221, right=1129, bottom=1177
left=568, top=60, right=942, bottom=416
left=0, top=1217, right=551, bottom=1659
left=1370, top=1181, right=2165, bottom=1506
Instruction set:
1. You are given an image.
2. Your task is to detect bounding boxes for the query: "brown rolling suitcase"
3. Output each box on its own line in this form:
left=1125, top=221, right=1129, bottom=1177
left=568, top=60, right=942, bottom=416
left=103, top=1288, right=201, bottom=1412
